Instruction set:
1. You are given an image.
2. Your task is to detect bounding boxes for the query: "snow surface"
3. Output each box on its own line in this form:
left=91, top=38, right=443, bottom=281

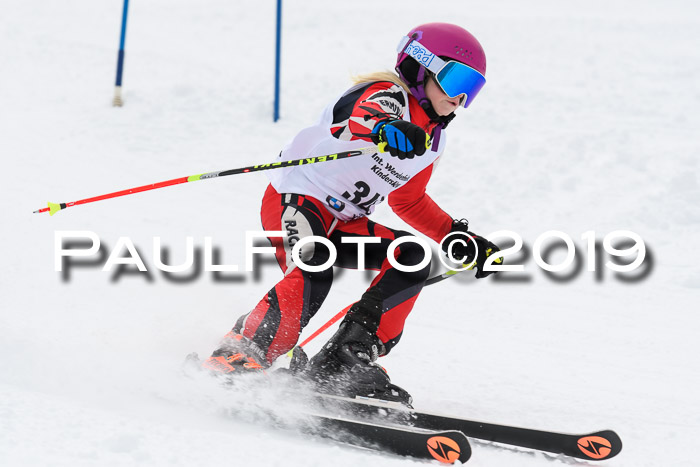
left=2, top=0, right=700, bottom=466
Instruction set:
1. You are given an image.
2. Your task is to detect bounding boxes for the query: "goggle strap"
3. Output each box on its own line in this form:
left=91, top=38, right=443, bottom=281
left=396, top=36, right=410, bottom=53
left=396, top=37, right=446, bottom=75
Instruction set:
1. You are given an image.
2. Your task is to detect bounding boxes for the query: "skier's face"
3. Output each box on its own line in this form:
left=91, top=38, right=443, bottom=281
left=425, top=75, right=464, bottom=116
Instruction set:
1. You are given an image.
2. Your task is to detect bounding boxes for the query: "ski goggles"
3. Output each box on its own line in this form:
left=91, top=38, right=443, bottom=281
left=397, top=36, right=486, bottom=108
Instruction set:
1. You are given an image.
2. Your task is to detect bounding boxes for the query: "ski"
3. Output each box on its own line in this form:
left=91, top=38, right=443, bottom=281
left=309, top=393, right=623, bottom=462
left=183, top=354, right=471, bottom=463
left=186, top=352, right=619, bottom=462
left=302, top=413, right=472, bottom=464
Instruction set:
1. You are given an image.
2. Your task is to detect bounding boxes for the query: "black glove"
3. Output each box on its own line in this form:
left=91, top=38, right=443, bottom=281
left=370, top=119, right=429, bottom=160
left=441, top=219, right=503, bottom=279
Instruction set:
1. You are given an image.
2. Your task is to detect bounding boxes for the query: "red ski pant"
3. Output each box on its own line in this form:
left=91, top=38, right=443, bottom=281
left=233, top=185, right=431, bottom=363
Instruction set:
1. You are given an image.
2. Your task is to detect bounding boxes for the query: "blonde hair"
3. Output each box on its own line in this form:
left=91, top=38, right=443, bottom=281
left=351, top=71, right=410, bottom=93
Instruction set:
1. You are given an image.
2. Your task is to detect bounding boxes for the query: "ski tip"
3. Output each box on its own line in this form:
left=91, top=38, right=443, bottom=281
left=575, top=430, right=622, bottom=461
left=48, top=202, right=62, bottom=216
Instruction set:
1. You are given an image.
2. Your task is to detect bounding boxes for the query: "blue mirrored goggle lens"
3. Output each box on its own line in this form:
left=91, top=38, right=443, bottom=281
left=435, top=61, right=486, bottom=108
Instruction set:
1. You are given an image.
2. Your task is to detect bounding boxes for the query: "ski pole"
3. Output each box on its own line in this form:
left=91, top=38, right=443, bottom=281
left=295, top=262, right=477, bottom=350
left=33, top=147, right=377, bottom=216
left=297, top=303, right=353, bottom=349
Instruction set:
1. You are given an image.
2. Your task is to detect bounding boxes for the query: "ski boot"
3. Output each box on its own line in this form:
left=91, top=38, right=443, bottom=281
left=305, top=320, right=413, bottom=407
left=202, top=331, right=268, bottom=375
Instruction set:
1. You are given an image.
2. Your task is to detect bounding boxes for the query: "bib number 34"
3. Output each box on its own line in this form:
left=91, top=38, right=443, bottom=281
left=342, top=180, right=385, bottom=215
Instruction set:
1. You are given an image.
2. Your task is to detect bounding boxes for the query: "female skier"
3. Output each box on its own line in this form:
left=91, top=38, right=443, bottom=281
left=203, top=22, right=502, bottom=401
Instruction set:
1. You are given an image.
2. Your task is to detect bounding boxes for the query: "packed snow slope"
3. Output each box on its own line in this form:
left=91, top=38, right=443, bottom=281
left=1, top=1, right=699, bottom=466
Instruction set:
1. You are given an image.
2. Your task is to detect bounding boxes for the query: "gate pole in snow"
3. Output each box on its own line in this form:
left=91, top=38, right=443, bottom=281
left=113, top=0, right=130, bottom=106
left=273, top=0, right=282, bottom=121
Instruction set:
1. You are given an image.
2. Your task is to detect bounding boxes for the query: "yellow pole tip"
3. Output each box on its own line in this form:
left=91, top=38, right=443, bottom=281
left=48, top=202, right=61, bottom=216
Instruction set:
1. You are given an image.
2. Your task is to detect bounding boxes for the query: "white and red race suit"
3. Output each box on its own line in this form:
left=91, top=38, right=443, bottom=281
left=267, top=80, right=453, bottom=241
left=230, top=81, right=457, bottom=364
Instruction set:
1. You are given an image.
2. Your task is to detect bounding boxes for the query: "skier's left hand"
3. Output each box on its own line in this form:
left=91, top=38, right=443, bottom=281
left=442, top=219, right=503, bottom=279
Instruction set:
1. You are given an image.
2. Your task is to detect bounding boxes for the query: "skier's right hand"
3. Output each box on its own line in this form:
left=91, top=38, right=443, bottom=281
left=371, top=119, right=430, bottom=160
left=442, top=219, right=503, bottom=279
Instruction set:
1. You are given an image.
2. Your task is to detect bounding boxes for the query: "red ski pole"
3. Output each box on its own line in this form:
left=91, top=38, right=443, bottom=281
left=295, top=264, right=477, bottom=352
left=298, top=304, right=354, bottom=349
left=33, top=147, right=376, bottom=216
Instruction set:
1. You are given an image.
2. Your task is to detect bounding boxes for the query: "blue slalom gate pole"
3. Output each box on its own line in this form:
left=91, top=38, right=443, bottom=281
left=273, top=0, right=282, bottom=121
left=113, top=0, right=130, bottom=106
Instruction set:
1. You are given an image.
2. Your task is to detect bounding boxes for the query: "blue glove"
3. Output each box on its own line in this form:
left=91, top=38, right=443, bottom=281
left=371, top=119, right=430, bottom=160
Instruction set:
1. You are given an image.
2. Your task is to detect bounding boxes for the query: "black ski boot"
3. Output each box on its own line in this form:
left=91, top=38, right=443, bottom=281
left=305, top=320, right=413, bottom=406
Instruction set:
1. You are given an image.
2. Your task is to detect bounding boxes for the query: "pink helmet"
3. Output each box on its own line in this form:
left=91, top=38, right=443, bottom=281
left=396, top=22, right=486, bottom=76
left=396, top=23, right=486, bottom=120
